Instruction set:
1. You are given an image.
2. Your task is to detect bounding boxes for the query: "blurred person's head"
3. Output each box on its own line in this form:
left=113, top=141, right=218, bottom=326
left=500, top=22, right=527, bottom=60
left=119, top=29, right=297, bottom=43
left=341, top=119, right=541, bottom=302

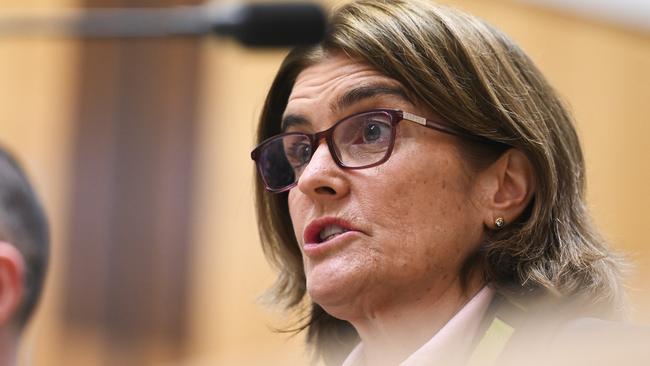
left=0, top=145, right=49, bottom=361
left=251, top=0, right=625, bottom=364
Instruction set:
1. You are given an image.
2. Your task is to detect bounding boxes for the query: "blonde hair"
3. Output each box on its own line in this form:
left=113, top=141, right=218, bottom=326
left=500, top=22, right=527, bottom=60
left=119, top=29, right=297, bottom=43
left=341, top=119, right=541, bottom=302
left=254, top=1, right=626, bottom=363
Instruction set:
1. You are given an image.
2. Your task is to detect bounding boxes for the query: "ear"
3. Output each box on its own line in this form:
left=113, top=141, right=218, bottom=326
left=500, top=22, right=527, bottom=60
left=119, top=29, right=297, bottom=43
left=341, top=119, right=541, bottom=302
left=0, top=242, right=24, bottom=326
left=480, top=149, right=536, bottom=230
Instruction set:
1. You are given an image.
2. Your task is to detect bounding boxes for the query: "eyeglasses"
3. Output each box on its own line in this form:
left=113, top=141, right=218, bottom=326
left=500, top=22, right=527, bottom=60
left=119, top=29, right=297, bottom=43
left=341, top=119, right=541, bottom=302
left=252, top=108, right=483, bottom=193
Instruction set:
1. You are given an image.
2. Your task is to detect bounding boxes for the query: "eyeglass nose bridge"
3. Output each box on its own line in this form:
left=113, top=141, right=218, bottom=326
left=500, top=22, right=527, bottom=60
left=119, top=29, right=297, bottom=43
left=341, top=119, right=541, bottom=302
left=305, top=128, right=345, bottom=171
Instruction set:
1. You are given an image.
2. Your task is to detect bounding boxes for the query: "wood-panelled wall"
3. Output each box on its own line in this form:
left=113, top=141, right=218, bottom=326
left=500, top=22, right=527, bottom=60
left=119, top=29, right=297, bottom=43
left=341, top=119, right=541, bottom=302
left=0, top=0, right=647, bottom=365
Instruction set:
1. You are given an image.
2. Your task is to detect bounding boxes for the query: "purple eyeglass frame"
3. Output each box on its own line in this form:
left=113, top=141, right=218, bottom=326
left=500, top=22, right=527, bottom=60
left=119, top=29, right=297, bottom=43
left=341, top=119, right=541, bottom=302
left=251, top=108, right=499, bottom=193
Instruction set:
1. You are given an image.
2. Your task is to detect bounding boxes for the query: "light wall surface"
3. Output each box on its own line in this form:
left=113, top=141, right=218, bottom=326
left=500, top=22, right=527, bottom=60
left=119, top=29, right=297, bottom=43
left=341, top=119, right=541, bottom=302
left=521, top=0, right=650, bottom=33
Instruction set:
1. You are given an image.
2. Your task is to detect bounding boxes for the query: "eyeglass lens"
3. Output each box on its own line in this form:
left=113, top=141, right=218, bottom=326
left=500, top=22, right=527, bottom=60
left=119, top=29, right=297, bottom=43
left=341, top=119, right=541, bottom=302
left=257, top=111, right=395, bottom=191
left=333, top=111, right=393, bottom=166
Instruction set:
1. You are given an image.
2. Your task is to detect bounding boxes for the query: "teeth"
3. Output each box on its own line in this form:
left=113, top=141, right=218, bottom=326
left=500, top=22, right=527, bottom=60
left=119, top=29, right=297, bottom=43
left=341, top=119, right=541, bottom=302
left=319, top=225, right=348, bottom=242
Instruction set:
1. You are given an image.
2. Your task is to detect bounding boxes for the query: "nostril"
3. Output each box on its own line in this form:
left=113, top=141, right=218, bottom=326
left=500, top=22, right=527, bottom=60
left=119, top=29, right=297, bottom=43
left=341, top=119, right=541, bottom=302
left=315, top=186, right=337, bottom=195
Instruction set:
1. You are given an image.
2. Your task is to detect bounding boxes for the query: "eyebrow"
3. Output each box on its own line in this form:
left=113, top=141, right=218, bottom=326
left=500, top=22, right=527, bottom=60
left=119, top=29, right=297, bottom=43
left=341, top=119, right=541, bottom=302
left=280, top=83, right=413, bottom=132
left=281, top=115, right=310, bottom=132
left=334, top=83, right=412, bottom=112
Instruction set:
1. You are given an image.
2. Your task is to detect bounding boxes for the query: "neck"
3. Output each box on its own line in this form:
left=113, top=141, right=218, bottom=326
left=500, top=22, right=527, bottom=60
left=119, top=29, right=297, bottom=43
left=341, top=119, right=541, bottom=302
left=351, top=272, right=486, bottom=366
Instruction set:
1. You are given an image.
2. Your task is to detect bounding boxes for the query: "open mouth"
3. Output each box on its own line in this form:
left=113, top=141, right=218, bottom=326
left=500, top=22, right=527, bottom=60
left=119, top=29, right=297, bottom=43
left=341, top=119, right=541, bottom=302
left=304, top=217, right=358, bottom=245
left=318, top=225, right=350, bottom=243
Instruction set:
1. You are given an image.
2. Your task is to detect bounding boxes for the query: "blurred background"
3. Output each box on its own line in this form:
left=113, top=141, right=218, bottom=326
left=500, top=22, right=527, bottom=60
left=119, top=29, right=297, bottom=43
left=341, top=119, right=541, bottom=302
left=0, top=0, right=648, bottom=365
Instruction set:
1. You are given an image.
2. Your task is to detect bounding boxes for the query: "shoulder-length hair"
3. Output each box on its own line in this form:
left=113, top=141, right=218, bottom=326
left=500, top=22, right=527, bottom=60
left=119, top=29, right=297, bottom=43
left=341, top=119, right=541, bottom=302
left=254, top=0, right=626, bottom=363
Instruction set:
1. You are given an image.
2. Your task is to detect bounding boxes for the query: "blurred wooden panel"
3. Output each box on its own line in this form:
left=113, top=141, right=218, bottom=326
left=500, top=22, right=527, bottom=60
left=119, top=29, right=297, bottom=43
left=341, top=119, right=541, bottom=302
left=62, top=0, right=202, bottom=364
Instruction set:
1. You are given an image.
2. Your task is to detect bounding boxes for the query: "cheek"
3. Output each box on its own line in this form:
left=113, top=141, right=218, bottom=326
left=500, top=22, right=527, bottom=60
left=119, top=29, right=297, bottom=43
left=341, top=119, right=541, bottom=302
left=287, top=190, right=305, bottom=243
left=367, top=153, right=470, bottom=223
left=358, top=150, right=481, bottom=266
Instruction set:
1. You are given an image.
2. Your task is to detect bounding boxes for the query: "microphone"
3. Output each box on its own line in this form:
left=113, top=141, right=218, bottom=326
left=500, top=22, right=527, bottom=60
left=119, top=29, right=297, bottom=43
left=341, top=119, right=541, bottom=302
left=213, top=3, right=326, bottom=47
left=0, top=2, right=327, bottom=47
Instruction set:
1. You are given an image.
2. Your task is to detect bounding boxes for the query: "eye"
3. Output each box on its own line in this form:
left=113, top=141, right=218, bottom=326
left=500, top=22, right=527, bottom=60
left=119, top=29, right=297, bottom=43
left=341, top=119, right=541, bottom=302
left=331, top=111, right=393, bottom=155
left=363, top=121, right=384, bottom=143
left=287, top=141, right=312, bottom=167
left=360, top=118, right=392, bottom=145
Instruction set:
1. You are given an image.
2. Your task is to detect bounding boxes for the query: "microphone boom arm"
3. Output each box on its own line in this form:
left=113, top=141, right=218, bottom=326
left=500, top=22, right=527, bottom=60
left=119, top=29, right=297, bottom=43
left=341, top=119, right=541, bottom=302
left=0, top=2, right=326, bottom=47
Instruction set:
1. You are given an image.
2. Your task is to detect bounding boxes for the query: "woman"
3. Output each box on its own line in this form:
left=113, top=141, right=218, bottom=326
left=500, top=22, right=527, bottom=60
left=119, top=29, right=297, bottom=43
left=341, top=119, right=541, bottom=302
left=251, top=1, right=632, bottom=365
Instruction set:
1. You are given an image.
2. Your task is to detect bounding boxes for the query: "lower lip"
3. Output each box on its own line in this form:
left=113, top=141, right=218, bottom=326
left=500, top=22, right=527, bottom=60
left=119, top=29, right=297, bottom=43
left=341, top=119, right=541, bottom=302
left=303, top=231, right=360, bottom=258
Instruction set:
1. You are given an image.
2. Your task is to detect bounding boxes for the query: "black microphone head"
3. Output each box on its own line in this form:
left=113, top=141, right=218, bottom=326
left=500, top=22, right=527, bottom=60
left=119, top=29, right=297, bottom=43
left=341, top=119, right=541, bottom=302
left=213, top=3, right=327, bottom=47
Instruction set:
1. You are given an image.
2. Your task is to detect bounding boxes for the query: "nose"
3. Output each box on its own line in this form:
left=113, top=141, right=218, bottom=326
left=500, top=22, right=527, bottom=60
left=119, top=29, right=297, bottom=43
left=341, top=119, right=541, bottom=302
left=296, top=140, right=350, bottom=199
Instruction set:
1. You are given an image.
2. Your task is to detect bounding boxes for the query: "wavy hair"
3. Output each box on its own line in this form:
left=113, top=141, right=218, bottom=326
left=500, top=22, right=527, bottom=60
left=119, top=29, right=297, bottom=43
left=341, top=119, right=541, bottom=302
left=254, top=1, right=626, bottom=363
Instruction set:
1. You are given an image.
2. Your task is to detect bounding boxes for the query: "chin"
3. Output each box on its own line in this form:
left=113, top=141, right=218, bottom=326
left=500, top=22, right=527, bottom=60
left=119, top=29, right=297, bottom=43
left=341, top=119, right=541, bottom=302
left=306, top=266, right=359, bottom=310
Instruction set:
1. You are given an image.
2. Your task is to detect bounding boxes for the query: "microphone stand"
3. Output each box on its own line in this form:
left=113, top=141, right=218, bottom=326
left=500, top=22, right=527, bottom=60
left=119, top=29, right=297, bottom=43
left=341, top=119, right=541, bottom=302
left=0, top=1, right=326, bottom=47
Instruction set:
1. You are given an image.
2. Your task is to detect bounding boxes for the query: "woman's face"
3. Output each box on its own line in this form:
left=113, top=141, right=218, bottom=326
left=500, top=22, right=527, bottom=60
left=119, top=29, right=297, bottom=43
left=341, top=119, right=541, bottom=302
left=285, top=54, right=489, bottom=320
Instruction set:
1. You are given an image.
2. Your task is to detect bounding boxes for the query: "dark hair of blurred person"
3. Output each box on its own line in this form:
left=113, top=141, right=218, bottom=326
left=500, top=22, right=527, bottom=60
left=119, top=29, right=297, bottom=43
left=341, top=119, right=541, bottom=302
left=0, top=145, right=49, bottom=364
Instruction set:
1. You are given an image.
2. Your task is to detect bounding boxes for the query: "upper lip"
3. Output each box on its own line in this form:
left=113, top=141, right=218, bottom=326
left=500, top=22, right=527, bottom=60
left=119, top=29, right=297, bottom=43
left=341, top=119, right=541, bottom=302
left=303, top=217, right=361, bottom=245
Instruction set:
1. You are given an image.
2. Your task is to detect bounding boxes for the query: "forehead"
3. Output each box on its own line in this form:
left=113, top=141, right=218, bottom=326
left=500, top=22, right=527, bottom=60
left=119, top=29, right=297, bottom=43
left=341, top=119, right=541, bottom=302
left=284, top=55, right=409, bottom=122
left=291, top=56, right=391, bottom=99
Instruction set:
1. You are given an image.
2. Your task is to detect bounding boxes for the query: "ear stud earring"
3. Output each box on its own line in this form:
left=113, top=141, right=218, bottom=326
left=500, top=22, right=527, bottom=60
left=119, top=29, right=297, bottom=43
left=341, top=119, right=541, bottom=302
left=495, top=217, right=505, bottom=229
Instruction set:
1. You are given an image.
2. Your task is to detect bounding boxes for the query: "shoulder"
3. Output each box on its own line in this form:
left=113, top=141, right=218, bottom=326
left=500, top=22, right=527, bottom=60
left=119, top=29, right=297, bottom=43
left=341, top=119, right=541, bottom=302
left=491, top=296, right=650, bottom=366
left=547, top=317, right=650, bottom=366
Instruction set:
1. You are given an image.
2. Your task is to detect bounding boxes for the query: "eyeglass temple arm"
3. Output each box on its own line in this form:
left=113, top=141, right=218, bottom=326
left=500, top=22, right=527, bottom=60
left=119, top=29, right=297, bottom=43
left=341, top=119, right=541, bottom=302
left=402, top=111, right=507, bottom=146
